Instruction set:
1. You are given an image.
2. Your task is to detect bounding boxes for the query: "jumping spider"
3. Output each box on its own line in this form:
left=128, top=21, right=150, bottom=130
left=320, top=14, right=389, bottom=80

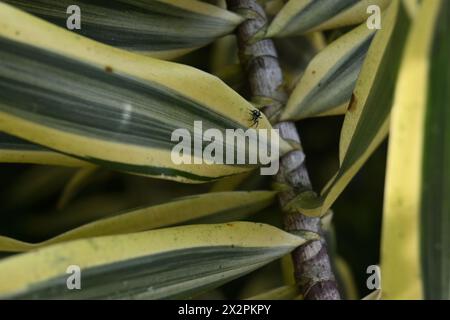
left=249, top=109, right=262, bottom=127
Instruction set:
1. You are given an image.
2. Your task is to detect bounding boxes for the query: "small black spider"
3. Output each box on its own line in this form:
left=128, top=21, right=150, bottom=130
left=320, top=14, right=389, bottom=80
left=249, top=109, right=262, bottom=127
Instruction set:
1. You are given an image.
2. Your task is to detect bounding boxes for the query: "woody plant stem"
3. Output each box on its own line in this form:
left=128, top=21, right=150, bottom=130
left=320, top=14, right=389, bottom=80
left=226, top=0, right=341, bottom=300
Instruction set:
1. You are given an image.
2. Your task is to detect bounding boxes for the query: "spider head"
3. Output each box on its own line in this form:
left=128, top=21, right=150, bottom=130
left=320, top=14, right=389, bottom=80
left=250, top=109, right=261, bottom=118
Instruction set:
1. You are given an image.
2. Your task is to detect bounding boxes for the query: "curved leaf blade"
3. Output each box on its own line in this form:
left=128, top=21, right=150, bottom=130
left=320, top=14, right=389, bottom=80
left=0, top=133, right=88, bottom=167
left=0, top=191, right=276, bottom=252
left=281, top=23, right=376, bottom=120
left=3, top=0, right=243, bottom=59
left=290, top=0, right=410, bottom=216
left=381, top=0, right=449, bottom=300
left=267, top=0, right=390, bottom=38
left=245, top=284, right=300, bottom=300
left=0, top=3, right=284, bottom=183
left=0, top=222, right=306, bottom=299
left=57, top=166, right=99, bottom=209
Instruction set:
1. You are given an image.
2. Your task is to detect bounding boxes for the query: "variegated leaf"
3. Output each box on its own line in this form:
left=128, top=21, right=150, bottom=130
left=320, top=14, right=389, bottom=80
left=3, top=0, right=243, bottom=59
left=267, top=0, right=390, bottom=37
left=0, top=133, right=87, bottom=167
left=287, top=0, right=410, bottom=217
left=0, top=3, right=288, bottom=183
left=281, top=23, right=376, bottom=120
left=0, top=222, right=306, bottom=299
left=0, top=191, right=276, bottom=252
left=382, top=0, right=450, bottom=300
